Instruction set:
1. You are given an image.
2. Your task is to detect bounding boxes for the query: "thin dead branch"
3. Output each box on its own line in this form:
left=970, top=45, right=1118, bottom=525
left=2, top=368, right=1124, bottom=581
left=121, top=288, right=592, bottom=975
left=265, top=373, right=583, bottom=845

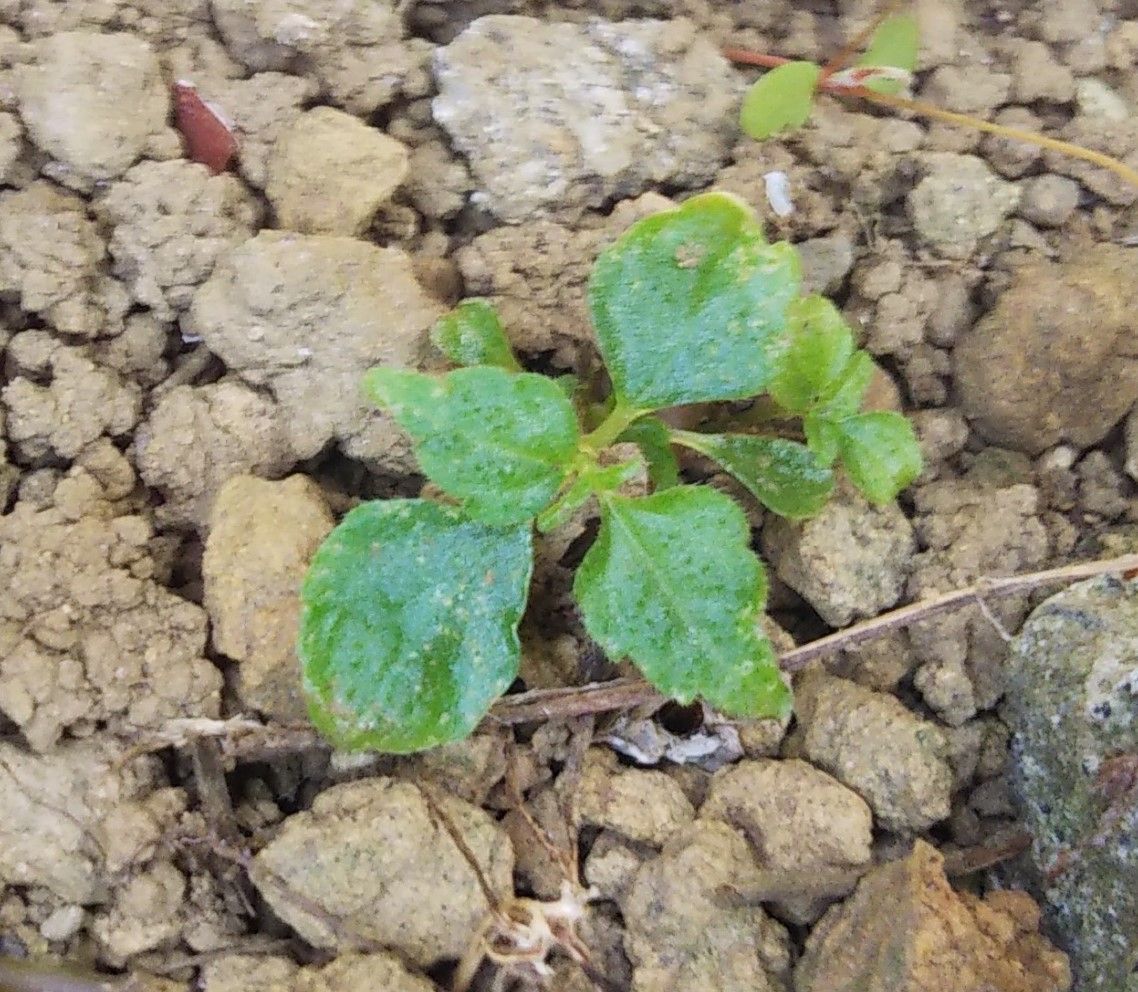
left=202, top=552, right=1138, bottom=757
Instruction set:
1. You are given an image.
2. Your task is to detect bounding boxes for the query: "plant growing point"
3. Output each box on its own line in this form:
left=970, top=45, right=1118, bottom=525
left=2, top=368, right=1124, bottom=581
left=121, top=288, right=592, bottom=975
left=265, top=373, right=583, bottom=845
left=298, top=191, right=923, bottom=754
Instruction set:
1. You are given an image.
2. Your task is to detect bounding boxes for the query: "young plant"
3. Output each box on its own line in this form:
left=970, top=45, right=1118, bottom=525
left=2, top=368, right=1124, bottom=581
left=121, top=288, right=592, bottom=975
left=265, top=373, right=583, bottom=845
left=730, top=7, right=1138, bottom=190
left=298, top=192, right=922, bottom=754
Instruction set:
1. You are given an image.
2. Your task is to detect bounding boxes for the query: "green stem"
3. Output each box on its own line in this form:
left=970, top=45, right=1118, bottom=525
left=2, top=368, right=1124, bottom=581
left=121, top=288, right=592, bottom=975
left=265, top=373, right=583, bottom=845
left=582, top=402, right=647, bottom=453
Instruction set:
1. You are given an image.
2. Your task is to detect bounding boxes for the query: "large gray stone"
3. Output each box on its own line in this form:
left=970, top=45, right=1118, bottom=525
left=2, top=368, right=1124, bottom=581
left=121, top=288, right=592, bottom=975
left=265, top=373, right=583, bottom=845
left=432, top=16, right=737, bottom=222
left=1006, top=576, right=1138, bottom=992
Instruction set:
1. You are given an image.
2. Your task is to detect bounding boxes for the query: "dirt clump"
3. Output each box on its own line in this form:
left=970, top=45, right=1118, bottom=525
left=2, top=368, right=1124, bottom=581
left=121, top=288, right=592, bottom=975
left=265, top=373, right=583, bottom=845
left=97, top=160, right=260, bottom=321
left=196, top=72, right=319, bottom=191
left=575, top=747, right=696, bottom=847
left=908, top=153, right=1021, bottom=259
left=622, top=817, right=792, bottom=992
left=15, top=31, right=173, bottom=187
left=700, top=757, right=873, bottom=923
left=203, top=474, right=333, bottom=722
left=0, top=468, right=221, bottom=751
left=456, top=192, right=673, bottom=369
left=795, top=841, right=1071, bottom=992
left=786, top=669, right=953, bottom=833
left=183, top=231, right=441, bottom=465
left=762, top=488, right=915, bottom=628
left=133, top=381, right=294, bottom=529
left=955, top=244, right=1138, bottom=454
left=0, top=741, right=168, bottom=904
left=250, top=778, right=513, bottom=965
left=3, top=333, right=141, bottom=461
left=907, top=479, right=1051, bottom=725
left=0, top=182, right=129, bottom=338
left=209, top=0, right=427, bottom=115
left=266, top=108, right=410, bottom=236
left=202, top=952, right=435, bottom=992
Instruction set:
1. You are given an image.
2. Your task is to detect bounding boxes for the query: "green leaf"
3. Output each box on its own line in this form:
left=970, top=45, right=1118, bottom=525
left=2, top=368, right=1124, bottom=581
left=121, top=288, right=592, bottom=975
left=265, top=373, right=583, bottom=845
left=767, top=296, right=856, bottom=415
left=804, top=410, right=843, bottom=465
left=619, top=416, right=681, bottom=491
left=856, top=14, right=919, bottom=94
left=740, top=61, right=822, bottom=139
left=364, top=366, right=580, bottom=526
left=672, top=431, right=833, bottom=519
left=818, top=350, right=875, bottom=418
left=430, top=300, right=521, bottom=371
left=835, top=411, right=922, bottom=504
left=574, top=487, right=791, bottom=719
left=299, top=499, right=533, bottom=753
left=588, top=192, right=801, bottom=409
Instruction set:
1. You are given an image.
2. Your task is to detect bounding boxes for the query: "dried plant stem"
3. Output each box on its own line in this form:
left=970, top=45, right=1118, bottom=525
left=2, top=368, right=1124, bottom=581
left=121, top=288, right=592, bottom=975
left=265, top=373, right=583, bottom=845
left=488, top=552, right=1138, bottom=725
left=211, top=553, right=1138, bottom=758
left=722, top=47, right=1138, bottom=190
left=858, top=88, right=1138, bottom=188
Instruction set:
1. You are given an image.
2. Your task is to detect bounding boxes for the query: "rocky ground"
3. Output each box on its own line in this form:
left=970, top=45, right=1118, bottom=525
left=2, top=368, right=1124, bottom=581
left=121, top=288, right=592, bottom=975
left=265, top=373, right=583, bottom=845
left=2, top=0, right=1138, bottom=990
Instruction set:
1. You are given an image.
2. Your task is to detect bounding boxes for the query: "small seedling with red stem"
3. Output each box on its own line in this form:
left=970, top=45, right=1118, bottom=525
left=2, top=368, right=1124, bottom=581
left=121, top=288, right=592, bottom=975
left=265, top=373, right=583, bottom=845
left=726, top=2, right=1138, bottom=190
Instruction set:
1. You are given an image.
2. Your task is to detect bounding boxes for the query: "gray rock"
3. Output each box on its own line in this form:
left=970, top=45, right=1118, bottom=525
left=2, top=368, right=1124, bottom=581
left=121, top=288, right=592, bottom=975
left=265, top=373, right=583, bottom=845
left=1017, top=175, right=1080, bottom=228
left=1006, top=575, right=1138, bottom=992
left=954, top=245, right=1138, bottom=454
left=267, top=108, right=409, bottom=235
left=251, top=778, right=513, bottom=964
left=762, top=490, right=915, bottom=629
left=786, top=670, right=953, bottom=832
left=908, top=153, right=1020, bottom=258
left=184, top=232, right=440, bottom=465
left=432, top=16, right=737, bottom=222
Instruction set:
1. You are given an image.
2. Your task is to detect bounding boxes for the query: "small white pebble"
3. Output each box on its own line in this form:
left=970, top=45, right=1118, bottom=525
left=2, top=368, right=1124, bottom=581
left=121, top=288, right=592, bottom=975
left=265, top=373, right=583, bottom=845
left=40, top=905, right=85, bottom=942
left=763, top=170, right=795, bottom=218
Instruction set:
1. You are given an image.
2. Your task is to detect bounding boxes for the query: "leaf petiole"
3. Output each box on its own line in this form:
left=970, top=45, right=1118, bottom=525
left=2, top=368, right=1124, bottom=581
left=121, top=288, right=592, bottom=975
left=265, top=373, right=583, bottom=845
left=581, top=402, right=648, bottom=454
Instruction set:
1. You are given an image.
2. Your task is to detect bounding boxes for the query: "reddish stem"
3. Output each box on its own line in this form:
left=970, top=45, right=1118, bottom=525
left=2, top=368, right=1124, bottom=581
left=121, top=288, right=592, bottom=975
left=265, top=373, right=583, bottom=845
left=721, top=47, right=791, bottom=70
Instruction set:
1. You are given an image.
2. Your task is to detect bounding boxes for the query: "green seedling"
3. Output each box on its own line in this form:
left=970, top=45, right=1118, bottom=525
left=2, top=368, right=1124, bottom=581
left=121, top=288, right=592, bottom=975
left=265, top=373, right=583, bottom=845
left=729, top=5, right=1138, bottom=190
left=298, top=192, right=922, bottom=754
